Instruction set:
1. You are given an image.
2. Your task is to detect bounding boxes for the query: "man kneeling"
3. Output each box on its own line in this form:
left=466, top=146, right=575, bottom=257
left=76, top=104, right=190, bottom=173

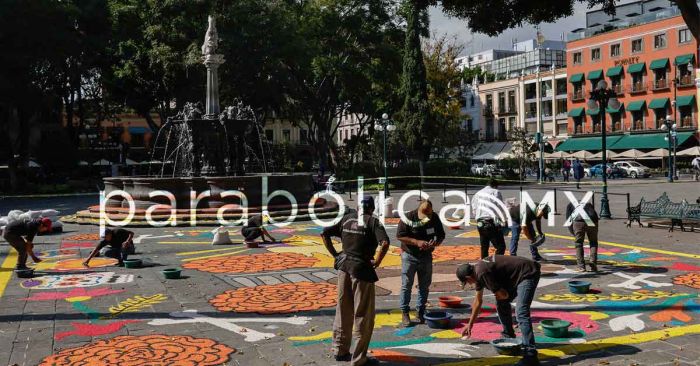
left=83, top=228, right=135, bottom=267
left=457, top=255, right=541, bottom=366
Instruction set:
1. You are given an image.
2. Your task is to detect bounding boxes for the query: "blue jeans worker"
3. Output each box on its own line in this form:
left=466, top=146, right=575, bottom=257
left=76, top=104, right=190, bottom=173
left=457, top=255, right=542, bottom=366
left=397, top=199, right=445, bottom=327
left=507, top=200, right=549, bottom=261
left=83, top=228, right=135, bottom=267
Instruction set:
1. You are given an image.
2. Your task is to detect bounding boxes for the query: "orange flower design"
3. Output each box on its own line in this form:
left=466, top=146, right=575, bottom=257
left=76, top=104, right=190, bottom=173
left=673, top=273, right=700, bottom=289
left=39, top=335, right=234, bottom=366
left=183, top=252, right=318, bottom=274
left=64, top=233, right=101, bottom=241
left=392, top=245, right=488, bottom=262
left=210, top=282, right=337, bottom=314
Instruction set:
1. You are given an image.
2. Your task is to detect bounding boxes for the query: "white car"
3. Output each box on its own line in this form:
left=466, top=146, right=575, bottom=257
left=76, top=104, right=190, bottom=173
left=614, top=161, right=651, bottom=178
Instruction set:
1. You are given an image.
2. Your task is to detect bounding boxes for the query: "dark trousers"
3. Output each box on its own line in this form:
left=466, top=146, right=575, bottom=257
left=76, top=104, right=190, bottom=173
left=495, top=274, right=540, bottom=358
left=242, top=227, right=262, bottom=241
left=102, top=243, right=134, bottom=264
left=3, top=232, right=28, bottom=269
left=477, top=220, right=506, bottom=259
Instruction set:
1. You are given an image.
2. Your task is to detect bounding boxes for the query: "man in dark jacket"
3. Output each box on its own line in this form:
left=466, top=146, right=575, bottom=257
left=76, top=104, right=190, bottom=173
left=241, top=214, right=276, bottom=244
left=83, top=228, right=135, bottom=267
left=566, top=201, right=600, bottom=272
left=572, top=159, right=585, bottom=189
left=3, top=217, right=52, bottom=269
left=457, top=255, right=542, bottom=366
left=322, top=197, right=390, bottom=366
left=396, top=200, right=445, bottom=327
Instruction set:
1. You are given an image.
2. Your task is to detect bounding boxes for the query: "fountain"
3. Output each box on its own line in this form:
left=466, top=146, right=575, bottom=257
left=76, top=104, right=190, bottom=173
left=69, top=16, right=338, bottom=226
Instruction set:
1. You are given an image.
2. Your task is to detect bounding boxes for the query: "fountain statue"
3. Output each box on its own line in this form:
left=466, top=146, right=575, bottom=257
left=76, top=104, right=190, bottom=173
left=67, top=16, right=339, bottom=226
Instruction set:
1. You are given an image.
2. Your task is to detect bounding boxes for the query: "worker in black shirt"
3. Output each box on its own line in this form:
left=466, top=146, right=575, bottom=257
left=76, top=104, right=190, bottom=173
left=3, top=217, right=52, bottom=270
left=83, top=228, right=135, bottom=267
left=507, top=200, right=549, bottom=261
left=321, top=196, right=389, bottom=366
left=565, top=201, right=600, bottom=272
left=457, top=255, right=542, bottom=366
left=241, top=214, right=276, bottom=245
left=396, top=200, right=445, bottom=327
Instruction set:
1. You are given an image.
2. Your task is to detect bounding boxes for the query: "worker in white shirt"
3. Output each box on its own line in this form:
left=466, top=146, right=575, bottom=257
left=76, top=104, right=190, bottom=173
left=692, top=156, right=700, bottom=181
left=472, top=179, right=507, bottom=259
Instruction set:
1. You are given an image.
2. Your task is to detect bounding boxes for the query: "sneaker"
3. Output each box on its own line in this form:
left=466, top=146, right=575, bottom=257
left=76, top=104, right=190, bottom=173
left=401, top=312, right=412, bottom=327
left=363, top=356, right=382, bottom=365
left=532, top=234, right=546, bottom=247
left=417, top=309, right=426, bottom=324
left=117, top=262, right=125, bottom=267
left=515, top=356, right=541, bottom=366
left=589, top=263, right=598, bottom=272
left=532, top=255, right=544, bottom=262
left=575, top=266, right=586, bottom=272
left=334, top=353, right=351, bottom=362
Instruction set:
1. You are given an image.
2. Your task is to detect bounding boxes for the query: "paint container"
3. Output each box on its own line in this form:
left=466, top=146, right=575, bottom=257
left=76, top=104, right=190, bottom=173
left=568, top=280, right=591, bottom=294
left=540, top=319, right=572, bottom=338
left=123, top=259, right=142, bottom=269
left=437, top=296, right=463, bottom=308
left=490, top=338, right=522, bottom=356
left=423, top=311, right=453, bottom=329
left=15, top=269, right=34, bottom=278
left=162, top=268, right=182, bottom=279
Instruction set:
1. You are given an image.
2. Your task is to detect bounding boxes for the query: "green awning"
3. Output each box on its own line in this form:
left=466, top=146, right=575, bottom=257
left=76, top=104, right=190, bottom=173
left=569, top=73, right=584, bottom=83
left=587, top=69, right=603, bottom=80
left=556, top=135, right=625, bottom=152
left=586, top=109, right=600, bottom=116
left=674, top=54, right=695, bottom=65
left=627, top=100, right=646, bottom=111
left=648, top=97, right=669, bottom=109
left=606, top=66, right=623, bottom=77
left=649, top=58, right=669, bottom=70
left=627, top=63, right=645, bottom=73
left=610, top=132, right=696, bottom=150
left=606, top=103, right=623, bottom=113
left=676, top=95, right=696, bottom=107
left=568, top=107, right=585, bottom=117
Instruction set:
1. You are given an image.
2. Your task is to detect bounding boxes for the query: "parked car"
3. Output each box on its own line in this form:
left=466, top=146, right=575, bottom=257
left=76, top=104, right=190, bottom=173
left=614, top=161, right=651, bottom=178
left=590, top=163, right=626, bottom=178
left=580, top=162, right=592, bottom=177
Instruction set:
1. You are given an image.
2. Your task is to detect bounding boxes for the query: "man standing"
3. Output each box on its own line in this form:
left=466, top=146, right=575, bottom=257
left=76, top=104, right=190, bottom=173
left=396, top=200, right=445, bottom=327
left=321, top=197, right=390, bottom=366
left=565, top=200, right=599, bottom=272
left=241, top=214, right=276, bottom=245
left=2, top=217, right=51, bottom=270
left=692, top=155, right=700, bottom=181
left=507, top=200, right=548, bottom=261
left=573, top=159, right=584, bottom=189
left=83, top=228, right=135, bottom=267
left=472, top=179, right=507, bottom=259
left=457, top=255, right=542, bottom=366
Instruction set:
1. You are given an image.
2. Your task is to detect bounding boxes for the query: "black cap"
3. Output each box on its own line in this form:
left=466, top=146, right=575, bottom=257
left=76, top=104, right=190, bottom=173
left=456, top=263, right=474, bottom=285
left=361, top=196, right=375, bottom=209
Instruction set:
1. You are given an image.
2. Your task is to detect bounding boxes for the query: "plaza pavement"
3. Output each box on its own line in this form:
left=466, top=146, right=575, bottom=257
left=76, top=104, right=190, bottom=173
left=0, top=179, right=699, bottom=365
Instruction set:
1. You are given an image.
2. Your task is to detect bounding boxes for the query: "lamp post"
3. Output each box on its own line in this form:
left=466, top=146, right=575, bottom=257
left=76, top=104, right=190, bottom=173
left=671, top=63, right=693, bottom=180
left=375, top=113, right=396, bottom=197
left=661, top=117, right=677, bottom=182
left=587, top=79, right=620, bottom=219
left=536, top=66, right=545, bottom=184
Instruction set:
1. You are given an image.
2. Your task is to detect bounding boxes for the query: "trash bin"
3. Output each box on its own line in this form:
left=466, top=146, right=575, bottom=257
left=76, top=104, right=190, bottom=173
left=382, top=197, right=394, bottom=219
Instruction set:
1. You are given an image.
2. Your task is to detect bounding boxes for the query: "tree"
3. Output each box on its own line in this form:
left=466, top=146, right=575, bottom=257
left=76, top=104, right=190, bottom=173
left=507, top=127, right=535, bottom=181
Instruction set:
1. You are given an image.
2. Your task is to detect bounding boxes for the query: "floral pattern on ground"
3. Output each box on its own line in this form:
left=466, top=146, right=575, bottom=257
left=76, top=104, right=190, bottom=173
left=210, top=281, right=337, bottom=314
left=673, top=273, right=700, bottom=289
left=183, top=252, right=319, bottom=273
left=63, top=233, right=100, bottom=241
left=39, top=334, right=234, bottom=366
left=391, top=245, right=492, bottom=262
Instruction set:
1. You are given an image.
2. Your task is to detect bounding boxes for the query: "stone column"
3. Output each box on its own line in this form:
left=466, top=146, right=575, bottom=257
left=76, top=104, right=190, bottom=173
left=204, top=54, right=225, bottom=116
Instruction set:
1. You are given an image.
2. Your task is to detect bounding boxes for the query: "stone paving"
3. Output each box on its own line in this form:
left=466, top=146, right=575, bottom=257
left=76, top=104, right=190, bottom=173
left=0, top=181, right=699, bottom=366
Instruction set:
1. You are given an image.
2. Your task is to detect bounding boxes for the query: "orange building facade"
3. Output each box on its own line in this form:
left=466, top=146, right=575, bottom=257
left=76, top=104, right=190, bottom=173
left=566, top=15, right=698, bottom=139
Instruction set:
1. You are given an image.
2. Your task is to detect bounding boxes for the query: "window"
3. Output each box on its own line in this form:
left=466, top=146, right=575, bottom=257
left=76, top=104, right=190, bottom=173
left=282, top=129, right=291, bottom=142
left=508, top=90, right=516, bottom=111
left=573, top=52, right=582, bottom=65
left=631, top=38, right=643, bottom=53
left=610, top=44, right=621, bottom=57
left=654, top=33, right=667, bottom=49
left=591, top=48, right=601, bottom=61
left=265, top=130, right=273, bottom=141
left=679, top=28, right=692, bottom=44
left=631, top=111, right=644, bottom=130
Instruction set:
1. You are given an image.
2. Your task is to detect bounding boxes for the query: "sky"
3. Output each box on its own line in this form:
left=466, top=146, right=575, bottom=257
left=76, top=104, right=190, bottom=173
left=428, top=2, right=592, bottom=56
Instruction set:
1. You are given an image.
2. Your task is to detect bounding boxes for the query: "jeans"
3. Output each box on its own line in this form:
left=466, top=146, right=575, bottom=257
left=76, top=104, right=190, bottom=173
left=508, top=225, right=541, bottom=259
left=477, top=219, right=506, bottom=259
left=495, top=274, right=540, bottom=358
left=3, top=232, right=28, bottom=269
left=399, top=252, right=432, bottom=313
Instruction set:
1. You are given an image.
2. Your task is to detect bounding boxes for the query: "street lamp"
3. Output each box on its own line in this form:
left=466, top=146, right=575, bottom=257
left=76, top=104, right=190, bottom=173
left=375, top=113, right=396, bottom=197
left=587, top=79, right=621, bottom=219
left=660, top=117, right=677, bottom=182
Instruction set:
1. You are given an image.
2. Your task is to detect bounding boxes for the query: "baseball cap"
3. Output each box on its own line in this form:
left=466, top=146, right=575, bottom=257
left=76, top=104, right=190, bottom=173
left=361, top=196, right=374, bottom=208
left=40, top=218, right=52, bottom=232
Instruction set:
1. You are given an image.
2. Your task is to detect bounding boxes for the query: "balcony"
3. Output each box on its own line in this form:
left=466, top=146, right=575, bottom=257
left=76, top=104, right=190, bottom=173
left=612, top=84, right=624, bottom=96
left=631, top=120, right=645, bottom=131
left=679, top=115, right=696, bottom=129
left=652, top=79, right=670, bottom=91
left=628, top=82, right=647, bottom=94
left=498, top=106, right=517, bottom=115
left=678, top=75, right=695, bottom=88
left=524, top=112, right=537, bottom=122
left=570, top=91, right=585, bottom=101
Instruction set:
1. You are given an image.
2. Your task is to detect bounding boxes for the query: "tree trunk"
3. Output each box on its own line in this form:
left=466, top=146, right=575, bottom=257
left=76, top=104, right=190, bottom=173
left=142, top=110, right=160, bottom=134
left=6, top=105, right=23, bottom=192
left=675, top=0, right=700, bottom=41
